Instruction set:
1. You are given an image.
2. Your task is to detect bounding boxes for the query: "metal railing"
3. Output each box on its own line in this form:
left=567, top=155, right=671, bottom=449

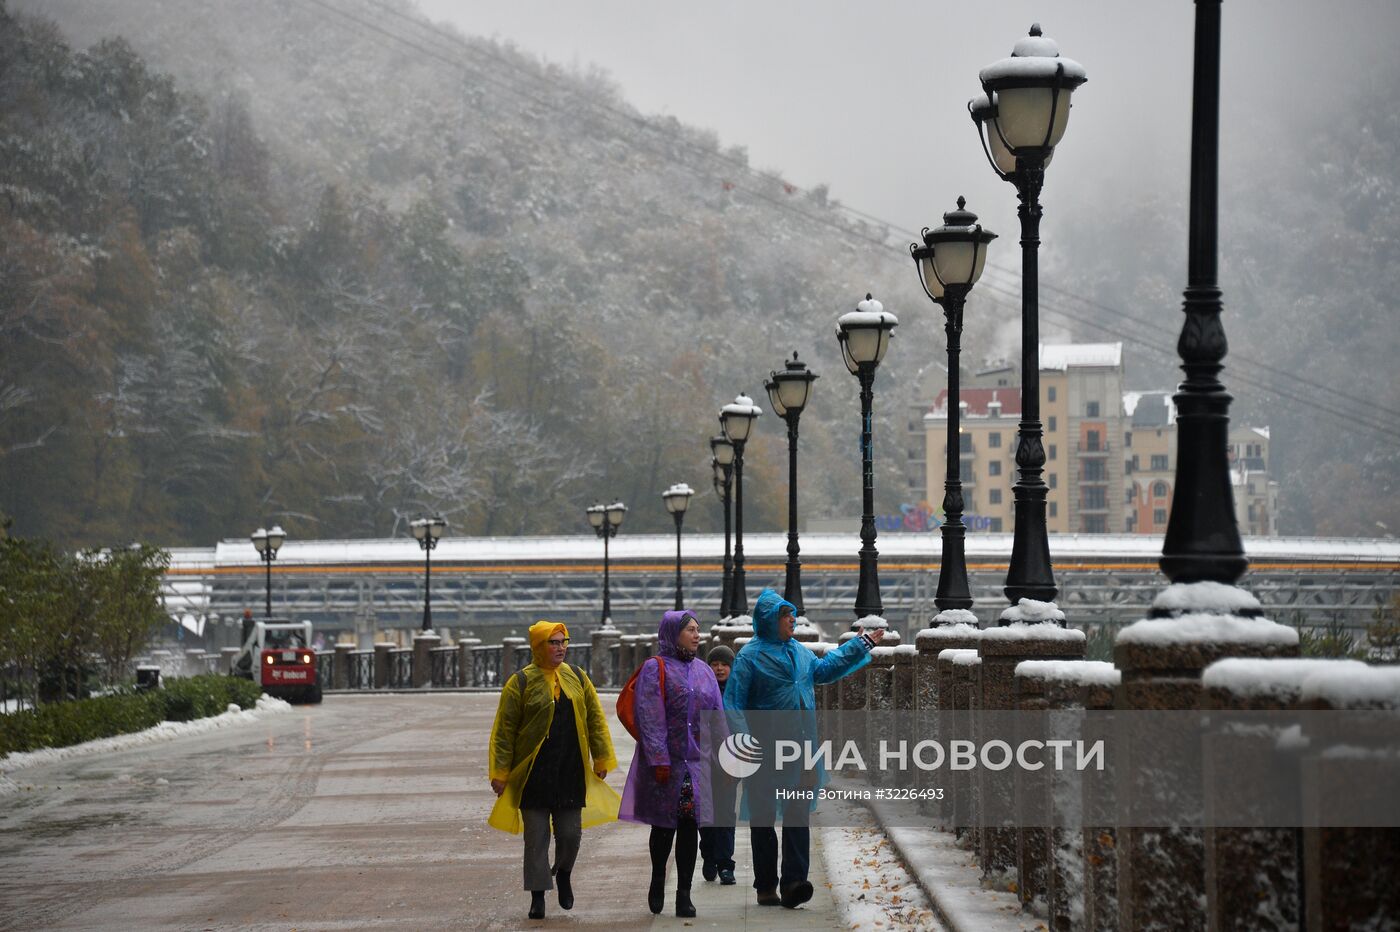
left=388, top=649, right=413, bottom=689
left=430, top=646, right=459, bottom=687
left=316, top=651, right=334, bottom=687
left=471, top=645, right=502, bottom=688
left=348, top=649, right=374, bottom=690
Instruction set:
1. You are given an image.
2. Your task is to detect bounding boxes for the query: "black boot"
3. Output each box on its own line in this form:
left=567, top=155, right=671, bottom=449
left=648, top=874, right=665, bottom=915
left=555, top=869, right=573, bottom=910
left=675, top=888, right=696, bottom=918
left=528, top=891, right=546, bottom=920
left=780, top=880, right=814, bottom=909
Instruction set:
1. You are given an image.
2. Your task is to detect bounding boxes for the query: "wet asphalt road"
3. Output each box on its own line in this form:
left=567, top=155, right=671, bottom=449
left=0, top=693, right=847, bottom=931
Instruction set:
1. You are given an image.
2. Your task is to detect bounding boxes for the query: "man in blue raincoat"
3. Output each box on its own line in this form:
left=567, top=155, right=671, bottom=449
left=723, top=588, right=882, bottom=909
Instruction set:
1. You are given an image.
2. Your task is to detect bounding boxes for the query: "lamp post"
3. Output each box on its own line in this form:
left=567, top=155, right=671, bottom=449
left=765, top=352, right=819, bottom=615
left=971, top=23, right=1086, bottom=609
left=249, top=525, right=286, bottom=619
left=410, top=515, right=447, bottom=632
left=912, top=198, right=998, bottom=615
left=835, top=294, right=898, bottom=620
left=1158, top=0, right=1247, bottom=590
left=719, top=395, right=762, bottom=617
left=662, top=484, right=694, bottom=609
left=710, top=442, right=734, bottom=617
left=586, top=501, right=626, bottom=625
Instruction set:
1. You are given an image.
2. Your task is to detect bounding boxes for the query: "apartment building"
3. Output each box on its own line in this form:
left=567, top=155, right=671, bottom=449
left=917, top=344, right=1279, bottom=536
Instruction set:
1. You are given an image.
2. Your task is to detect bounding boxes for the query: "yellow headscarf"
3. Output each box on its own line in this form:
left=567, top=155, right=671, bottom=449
left=528, top=620, right=568, bottom=698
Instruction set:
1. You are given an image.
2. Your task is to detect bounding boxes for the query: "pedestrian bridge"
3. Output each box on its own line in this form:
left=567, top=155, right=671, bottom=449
left=161, top=532, right=1400, bottom=646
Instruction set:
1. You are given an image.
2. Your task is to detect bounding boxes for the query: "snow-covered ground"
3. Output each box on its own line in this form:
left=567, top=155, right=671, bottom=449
left=820, top=798, right=947, bottom=930
left=0, top=694, right=292, bottom=793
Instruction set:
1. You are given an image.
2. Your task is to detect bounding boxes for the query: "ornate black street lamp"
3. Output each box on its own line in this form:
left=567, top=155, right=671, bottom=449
left=765, top=352, right=819, bottom=616
left=662, top=483, right=694, bottom=610
left=249, top=525, right=285, bottom=619
left=1158, top=0, right=1247, bottom=591
left=971, top=23, right=1086, bottom=608
left=719, top=395, right=762, bottom=617
left=709, top=443, right=734, bottom=617
left=586, top=501, right=626, bottom=625
left=835, top=295, right=898, bottom=620
left=410, top=515, right=447, bottom=632
left=912, top=198, right=998, bottom=616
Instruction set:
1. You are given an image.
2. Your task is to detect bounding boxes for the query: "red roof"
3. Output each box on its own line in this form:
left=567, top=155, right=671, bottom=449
left=929, top=388, right=1022, bottom=417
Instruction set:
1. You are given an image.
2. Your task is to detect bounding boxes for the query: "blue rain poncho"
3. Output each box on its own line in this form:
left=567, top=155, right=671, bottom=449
left=722, top=589, right=872, bottom=813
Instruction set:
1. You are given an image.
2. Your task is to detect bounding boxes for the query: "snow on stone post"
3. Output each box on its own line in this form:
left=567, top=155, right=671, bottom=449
left=1297, top=665, right=1400, bottom=930
left=1198, top=658, right=1366, bottom=932
left=412, top=630, right=440, bottom=688
left=1014, top=660, right=1120, bottom=929
left=867, top=646, right=896, bottom=787
left=941, top=649, right=981, bottom=839
left=1112, top=583, right=1298, bottom=932
left=837, top=628, right=870, bottom=753
left=977, top=604, right=1085, bottom=878
left=373, top=641, right=395, bottom=690
left=332, top=642, right=353, bottom=690
left=589, top=626, right=620, bottom=687
left=499, top=636, right=527, bottom=685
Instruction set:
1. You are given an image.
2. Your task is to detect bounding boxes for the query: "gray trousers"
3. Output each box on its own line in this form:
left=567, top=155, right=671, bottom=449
left=522, top=807, right=582, bottom=891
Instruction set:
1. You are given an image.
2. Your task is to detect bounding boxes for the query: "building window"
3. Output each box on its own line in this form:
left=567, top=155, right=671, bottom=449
left=990, top=518, right=1004, bottom=532
left=1048, top=416, right=1057, bottom=432
left=1083, top=459, right=1107, bottom=481
left=1049, top=502, right=1058, bottom=518
left=1084, top=515, right=1107, bottom=533
left=1125, top=432, right=1132, bottom=448
left=1126, top=488, right=1135, bottom=503
left=989, top=432, right=1001, bottom=448
left=1049, top=444, right=1057, bottom=461
left=1132, top=454, right=1141, bottom=470
left=1154, top=509, right=1168, bottom=525
left=908, top=448, right=922, bottom=460
left=989, top=461, right=1002, bottom=477
left=959, top=434, right=973, bottom=453
left=1153, top=481, right=1169, bottom=498
left=1151, top=454, right=1169, bottom=470
left=1048, top=386, right=1057, bottom=402
left=989, top=489, right=1002, bottom=504
left=1086, top=401, right=1100, bottom=417
left=1049, top=473, right=1058, bottom=489
left=1085, top=429, right=1102, bottom=451
left=1083, top=487, right=1107, bottom=509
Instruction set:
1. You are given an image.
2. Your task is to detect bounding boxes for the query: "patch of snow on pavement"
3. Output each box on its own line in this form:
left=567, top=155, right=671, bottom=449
left=0, top=695, right=293, bottom=785
left=820, top=799, right=946, bottom=930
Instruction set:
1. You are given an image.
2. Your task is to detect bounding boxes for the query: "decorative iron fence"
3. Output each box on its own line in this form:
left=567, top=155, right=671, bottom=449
left=316, top=651, right=334, bottom=687
left=471, top=646, right=502, bottom=688
left=388, top=649, right=413, bottom=689
left=430, top=646, right=459, bottom=687
left=348, top=649, right=374, bottom=689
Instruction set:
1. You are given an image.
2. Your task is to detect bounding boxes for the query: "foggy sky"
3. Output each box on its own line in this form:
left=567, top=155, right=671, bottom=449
left=414, top=0, right=1398, bottom=253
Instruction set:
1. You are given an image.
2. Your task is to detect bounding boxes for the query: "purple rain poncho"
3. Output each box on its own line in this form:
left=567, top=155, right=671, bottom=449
left=618, top=610, right=726, bottom=828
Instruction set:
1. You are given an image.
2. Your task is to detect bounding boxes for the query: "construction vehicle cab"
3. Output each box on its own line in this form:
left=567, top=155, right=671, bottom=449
left=232, top=618, right=322, bottom=703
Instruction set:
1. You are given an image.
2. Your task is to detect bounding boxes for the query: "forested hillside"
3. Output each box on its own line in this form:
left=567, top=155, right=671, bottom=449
left=3, top=0, right=1396, bottom=546
left=0, top=0, right=947, bottom=546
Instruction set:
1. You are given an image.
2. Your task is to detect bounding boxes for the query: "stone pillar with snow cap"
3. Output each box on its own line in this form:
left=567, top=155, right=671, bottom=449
left=590, top=623, right=620, bottom=687
left=1295, top=664, right=1400, bottom=931
left=1113, top=581, right=1299, bottom=932
left=411, top=630, right=440, bottom=688
left=711, top=615, right=753, bottom=656
left=1013, top=659, right=1120, bottom=926
left=976, top=608, right=1086, bottom=877
left=373, top=641, right=395, bottom=689
left=914, top=617, right=982, bottom=712
left=942, top=649, right=982, bottom=838
left=499, top=635, right=527, bottom=684
left=1197, top=657, right=1368, bottom=932
left=867, top=645, right=897, bottom=785
left=332, top=642, right=353, bottom=690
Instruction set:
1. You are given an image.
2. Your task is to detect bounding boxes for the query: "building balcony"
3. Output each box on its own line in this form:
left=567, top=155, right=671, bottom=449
left=1077, top=443, right=1111, bottom=456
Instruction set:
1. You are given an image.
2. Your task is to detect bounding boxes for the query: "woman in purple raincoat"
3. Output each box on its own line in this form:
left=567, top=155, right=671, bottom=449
left=619, top=610, right=723, bottom=918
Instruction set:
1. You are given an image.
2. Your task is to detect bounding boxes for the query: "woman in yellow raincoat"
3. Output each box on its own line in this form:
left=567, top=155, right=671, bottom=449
left=489, top=620, right=619, bottom=920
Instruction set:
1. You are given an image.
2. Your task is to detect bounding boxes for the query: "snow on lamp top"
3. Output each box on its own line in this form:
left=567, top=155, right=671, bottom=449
left=976, top=24, right=1086, bottom=157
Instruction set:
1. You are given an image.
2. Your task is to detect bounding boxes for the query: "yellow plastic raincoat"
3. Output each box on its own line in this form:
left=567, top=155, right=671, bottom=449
left=487, top=621, right=620, bottom=834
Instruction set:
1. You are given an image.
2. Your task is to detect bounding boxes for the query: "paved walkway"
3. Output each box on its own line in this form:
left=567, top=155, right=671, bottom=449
left=0, top=693, right=851, bottom=931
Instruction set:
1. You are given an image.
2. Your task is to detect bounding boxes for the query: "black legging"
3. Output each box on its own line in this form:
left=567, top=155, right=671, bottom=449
left=649, top=819, right=699, bottom=890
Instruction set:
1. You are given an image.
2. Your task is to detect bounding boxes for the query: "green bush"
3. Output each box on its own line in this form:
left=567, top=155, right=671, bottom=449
left=0, top=675, right=265, bottom=756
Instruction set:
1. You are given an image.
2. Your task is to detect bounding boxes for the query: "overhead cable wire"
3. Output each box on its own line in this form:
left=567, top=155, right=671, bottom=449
left=296, top=0, right=1400, bottom=433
